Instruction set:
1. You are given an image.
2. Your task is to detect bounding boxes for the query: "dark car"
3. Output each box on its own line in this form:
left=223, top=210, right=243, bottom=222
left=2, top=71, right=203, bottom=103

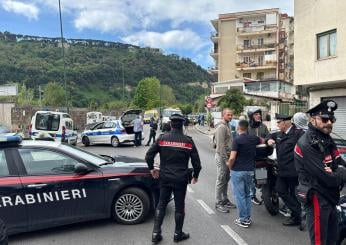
left=0, top=134, right=159, bottom=236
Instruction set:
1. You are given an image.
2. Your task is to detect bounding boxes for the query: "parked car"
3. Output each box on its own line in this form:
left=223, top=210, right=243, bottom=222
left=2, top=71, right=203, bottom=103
left=0, top=124, right=10, bottom=134
left=81, top=109, right=142, bottom=147
left=0, top=134, right=159, bottom=236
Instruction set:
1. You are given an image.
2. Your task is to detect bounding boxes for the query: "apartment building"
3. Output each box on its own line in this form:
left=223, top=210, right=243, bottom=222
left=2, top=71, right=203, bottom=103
left=295, top=0, right=346, bottom=138
left=210, top=8, right=293, bottom=83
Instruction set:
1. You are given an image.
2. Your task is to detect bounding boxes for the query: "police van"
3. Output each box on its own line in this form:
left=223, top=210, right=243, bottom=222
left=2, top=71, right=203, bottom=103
left=0, top=133, right=159, bottom=236
left=29, top=111, right=78, bottom=145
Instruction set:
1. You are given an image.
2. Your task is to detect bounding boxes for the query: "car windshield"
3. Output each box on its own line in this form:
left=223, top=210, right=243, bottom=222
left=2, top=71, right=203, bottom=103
left=35, top=113, right=60, bottom=131
left=59, top=144, right=107, bottom=166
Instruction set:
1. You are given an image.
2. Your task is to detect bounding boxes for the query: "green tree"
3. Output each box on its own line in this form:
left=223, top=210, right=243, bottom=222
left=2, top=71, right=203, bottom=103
left=217, top=89, right=249, bottom=115
left=160, top=84, right=176, bottom=106
left=132, top=77, right=160, bottom=109
left=43, top=82, right=66, bottom=107
left=178, top=104, right=193, bottom=115
left=16, top=83, right=36, bottom=106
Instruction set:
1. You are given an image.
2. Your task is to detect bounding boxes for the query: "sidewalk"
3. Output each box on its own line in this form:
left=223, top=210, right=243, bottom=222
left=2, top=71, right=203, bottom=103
left=194, top=125, right=215, bottom=136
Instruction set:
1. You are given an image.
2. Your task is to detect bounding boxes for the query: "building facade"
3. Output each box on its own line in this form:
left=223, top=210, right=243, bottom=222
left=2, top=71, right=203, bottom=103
left=294, top=0, right=346, bottom=138
left=210, top=8, right=294, bottom=84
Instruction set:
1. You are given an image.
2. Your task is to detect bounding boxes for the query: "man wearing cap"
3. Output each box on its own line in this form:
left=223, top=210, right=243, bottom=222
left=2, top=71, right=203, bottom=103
left=145, top=113, right=202, bottom=244
left=294, top=100, right=346, bottom=245
left=267, top=113, right=304, bottom=226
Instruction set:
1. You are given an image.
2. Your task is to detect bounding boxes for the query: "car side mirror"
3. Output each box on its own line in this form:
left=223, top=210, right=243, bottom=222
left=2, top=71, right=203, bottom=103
left=74, top=163, right=93, bottom=175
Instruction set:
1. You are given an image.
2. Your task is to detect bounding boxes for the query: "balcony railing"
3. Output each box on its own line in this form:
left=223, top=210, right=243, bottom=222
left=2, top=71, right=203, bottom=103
left=237, top=43, right=277, bottom=51
left=237, top=25, right=277, bottom=34
left=235, top=61, right=277, bottom=70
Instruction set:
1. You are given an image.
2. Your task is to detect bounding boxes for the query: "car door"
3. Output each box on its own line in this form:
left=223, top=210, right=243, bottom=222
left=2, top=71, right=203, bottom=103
left=0, top=148, right=27, bottom=234
left=99, top=121, right=115, bottom=144
left=88, top=122, right=104, bottom=144
left=17, top=147, right=105, bottom=230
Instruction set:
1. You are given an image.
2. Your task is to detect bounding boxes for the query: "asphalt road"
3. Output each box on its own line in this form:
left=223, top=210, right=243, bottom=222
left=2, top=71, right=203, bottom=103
left=9, top=125, right=310, bottom=245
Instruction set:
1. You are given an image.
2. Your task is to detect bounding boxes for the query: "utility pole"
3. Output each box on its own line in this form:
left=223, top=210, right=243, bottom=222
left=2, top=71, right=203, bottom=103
left=58, top=0, right=68, bottom=113
left=39, top=85, right=42, bottom=107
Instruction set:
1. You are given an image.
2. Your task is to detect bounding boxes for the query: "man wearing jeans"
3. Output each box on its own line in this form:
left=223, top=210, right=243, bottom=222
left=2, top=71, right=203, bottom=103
left=227, top=120, right=260, bottom=228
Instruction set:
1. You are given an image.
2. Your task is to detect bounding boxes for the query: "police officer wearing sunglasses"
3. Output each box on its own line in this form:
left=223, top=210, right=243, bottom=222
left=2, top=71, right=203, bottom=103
left=294, top=100, right=346, bottom=245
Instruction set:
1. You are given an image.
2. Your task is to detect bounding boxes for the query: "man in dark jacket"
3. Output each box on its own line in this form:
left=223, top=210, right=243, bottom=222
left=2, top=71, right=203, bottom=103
left=295, top=100, right=346, bottom=245
left=267, top=113, right=304, bottom=226
left=145, top=114, right=202, bottom=244
left=247, top=107, right=269, bottom=205
left=146, top=117, right=158, bottom=146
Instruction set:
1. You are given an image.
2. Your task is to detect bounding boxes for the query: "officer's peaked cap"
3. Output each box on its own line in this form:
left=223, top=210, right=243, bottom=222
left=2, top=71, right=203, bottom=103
left=170, top=113, right=185, bottom=121
left=275, top=113, right=292, bottom=121
left=306, top=99, right=337, bottom=118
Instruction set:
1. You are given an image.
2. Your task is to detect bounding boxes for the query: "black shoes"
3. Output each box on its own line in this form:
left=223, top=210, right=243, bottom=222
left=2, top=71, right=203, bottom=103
left=152, top=232, right=163, bottom=244
left=174, top=232, right=190, bottom=243
left=283, top=217, right=301, bottom=226
left=223, top=199, right=236, bottom=209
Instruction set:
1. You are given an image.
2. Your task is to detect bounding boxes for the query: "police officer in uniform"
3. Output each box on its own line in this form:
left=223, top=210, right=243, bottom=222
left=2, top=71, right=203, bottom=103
left=267, top=113, right=304, bottom=226
left=145, top=114, right=202, bottom=244
left=294, top=100, right=346, bottom=245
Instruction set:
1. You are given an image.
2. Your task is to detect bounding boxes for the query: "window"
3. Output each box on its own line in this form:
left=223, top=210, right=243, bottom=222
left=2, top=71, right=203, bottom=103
left=243, top=56, right=251, bottom=64
left=256, top=72, right=264, bottom=80
left=65, top=121, right=73, bottom=130
left=35, top=113, right=60, bottom=131
left=243, top=40, right=251, bottom=48
left=258, top=56, right=264, bottom=65
left=258, top=38, right=264, bottom=47
left=245, top=82, right=260, bottom=92
left=317, top=29, right=336, bottom=59
left=103, top=122, right=115, bottom=129
left=243, top=73, right=251, bottom=79
left=19, top=148, right=81, bottom=175
left=0, top=150, right=9, bottom=176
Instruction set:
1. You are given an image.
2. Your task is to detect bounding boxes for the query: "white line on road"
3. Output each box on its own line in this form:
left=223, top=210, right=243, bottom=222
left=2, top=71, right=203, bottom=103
left=220, top=225, right=248, bottom=245
left=187, top=186, right=194, bottom=193
left=197, top=199, right=215, bottom=215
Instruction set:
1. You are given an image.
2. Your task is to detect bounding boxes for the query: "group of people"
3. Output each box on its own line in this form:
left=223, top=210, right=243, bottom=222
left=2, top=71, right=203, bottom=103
left=144, top=100, right=346, bottom=245
left=131, top=115, right=158, bottom=147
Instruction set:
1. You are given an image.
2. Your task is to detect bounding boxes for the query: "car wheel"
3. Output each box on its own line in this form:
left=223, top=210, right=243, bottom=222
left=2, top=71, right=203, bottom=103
left=0, top=219, right=8, bottom=245
left=112, top=187, right=150, bottom=225
left=111, top=136, right=120, bottom=147
left=82, top=136, right=90, bottom=146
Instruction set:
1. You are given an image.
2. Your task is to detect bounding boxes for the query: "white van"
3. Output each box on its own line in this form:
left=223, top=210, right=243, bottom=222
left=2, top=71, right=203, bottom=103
left=29, top=111, right=78, bottom=145
left=160, top=108, right=182, bottom=131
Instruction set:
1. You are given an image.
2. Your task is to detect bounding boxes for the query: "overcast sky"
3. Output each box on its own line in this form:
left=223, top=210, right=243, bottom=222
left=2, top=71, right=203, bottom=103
left=0, top=0, right=293, bottom=69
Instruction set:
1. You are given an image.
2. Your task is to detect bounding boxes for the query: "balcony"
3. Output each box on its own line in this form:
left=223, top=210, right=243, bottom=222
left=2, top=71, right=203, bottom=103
left=210, top=49, right=219, bottom=59
left=236, top=43, right=277, bottom=53
left=237, top=25, right=277, bottom=36
left=235, top=61, right=277, bottom=71
left=208, top=66, right=219, bottom=74
left=210, top=32, right=219, bottom=43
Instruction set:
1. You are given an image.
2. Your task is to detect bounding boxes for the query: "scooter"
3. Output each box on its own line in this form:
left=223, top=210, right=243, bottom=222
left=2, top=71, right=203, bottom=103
left=255, top=144, right=280, bottom=216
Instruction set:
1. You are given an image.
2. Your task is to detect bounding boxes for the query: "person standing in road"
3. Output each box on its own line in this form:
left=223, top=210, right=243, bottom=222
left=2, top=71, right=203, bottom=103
left=247, top=107, right=269, bottom=205
left=132, top=115, right=143, bottom=147
left=214, top=108, right=236, bottom=213
left=267, top=113, right=304, bottom=226
left=146, top=117, right=158, bottom=146
left=145, top=114, right=201, bottom=244
left=295, top=100, right=346, bottom=245
left=227, top=120, right=260, bottom=228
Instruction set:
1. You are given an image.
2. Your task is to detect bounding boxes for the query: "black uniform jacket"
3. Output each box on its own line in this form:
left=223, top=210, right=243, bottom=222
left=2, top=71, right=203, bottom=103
left=294, top=124, right=346, bottom=205
left=145, top=129, right=202, bottom=183
left=267, top=125, right=304, bottom=177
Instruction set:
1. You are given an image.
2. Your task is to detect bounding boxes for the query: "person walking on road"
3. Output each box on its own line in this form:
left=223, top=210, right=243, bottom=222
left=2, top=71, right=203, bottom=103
left=214, top=108, right=236, bottom=213
left=146, top=117, right=158, bottom=146
left=145, top=113, right=202, bottom=244
left=227, top=120, right=260, bottom=228
left=132, top=115, right=143, bottom=147
left=267, top=113, right=304, bottom=226
left=295, top=100, right=346, bottom=245
left=247, top=107, right=269, bottom=205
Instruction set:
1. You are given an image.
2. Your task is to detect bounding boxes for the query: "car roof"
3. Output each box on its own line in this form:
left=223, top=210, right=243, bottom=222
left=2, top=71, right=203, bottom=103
left=20, top=139, right=63, bottom=147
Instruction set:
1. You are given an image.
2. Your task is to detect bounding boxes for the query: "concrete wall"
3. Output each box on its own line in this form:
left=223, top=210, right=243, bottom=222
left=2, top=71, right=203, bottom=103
left=295, top=0, right=346, bottom=86
left=309, top=87, right=346, bottom=107
left=0, top=103, right=15, bottom=128
left=219, top=18, right=237, bottom=82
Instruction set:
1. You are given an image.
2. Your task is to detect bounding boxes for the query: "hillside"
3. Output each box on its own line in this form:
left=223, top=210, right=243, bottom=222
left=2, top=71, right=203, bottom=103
left=0, top=31, right=215, bottom=107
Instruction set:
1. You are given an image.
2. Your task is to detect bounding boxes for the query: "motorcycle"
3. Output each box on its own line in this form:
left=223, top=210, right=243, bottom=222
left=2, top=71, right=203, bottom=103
left=255, top=144, right=280, bottom=216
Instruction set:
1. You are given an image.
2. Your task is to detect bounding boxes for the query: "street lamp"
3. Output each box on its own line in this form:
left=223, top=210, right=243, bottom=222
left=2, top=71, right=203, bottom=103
left=58, top=0, right=68, bottom=112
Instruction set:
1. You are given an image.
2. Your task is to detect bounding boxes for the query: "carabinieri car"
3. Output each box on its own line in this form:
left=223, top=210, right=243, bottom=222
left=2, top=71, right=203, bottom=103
left=0, top=134, right=159, bottom=236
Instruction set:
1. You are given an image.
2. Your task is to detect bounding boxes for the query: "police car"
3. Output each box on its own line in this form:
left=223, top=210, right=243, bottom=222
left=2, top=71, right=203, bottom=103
left=0, top=134, right=159, bottom=236
left=81, top=109, right=141, bottom=147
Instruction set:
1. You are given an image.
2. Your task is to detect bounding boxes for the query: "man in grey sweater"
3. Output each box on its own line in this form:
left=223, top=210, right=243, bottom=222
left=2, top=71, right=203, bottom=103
left=215, top=108, right=236, bottom=213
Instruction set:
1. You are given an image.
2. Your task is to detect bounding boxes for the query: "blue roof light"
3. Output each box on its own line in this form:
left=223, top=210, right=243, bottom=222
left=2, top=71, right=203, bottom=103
left=0, top=134, right=22, bottom=144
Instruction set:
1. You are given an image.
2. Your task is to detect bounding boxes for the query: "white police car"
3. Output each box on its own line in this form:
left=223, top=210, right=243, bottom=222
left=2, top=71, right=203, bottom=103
left=81, top=109, right=142, bottom=147
left=0, top=134, right=159, bottom=236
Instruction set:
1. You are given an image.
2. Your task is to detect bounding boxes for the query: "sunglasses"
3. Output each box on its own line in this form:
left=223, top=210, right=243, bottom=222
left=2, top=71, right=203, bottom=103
left=316, top=116, right=336, bottom=123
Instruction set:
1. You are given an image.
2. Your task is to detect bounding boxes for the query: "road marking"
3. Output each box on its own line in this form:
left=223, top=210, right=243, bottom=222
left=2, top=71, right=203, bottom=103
left=197, top=199, right=215, bottom=215
left=220, top=225, right=248, bottom=245
left=187, top=186, right=194, bottom=193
